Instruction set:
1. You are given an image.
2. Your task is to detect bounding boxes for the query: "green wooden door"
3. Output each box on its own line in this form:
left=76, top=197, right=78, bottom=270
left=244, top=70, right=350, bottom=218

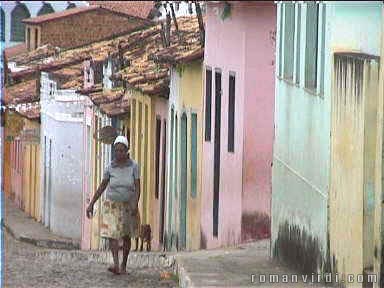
left=179, top=113, right=187, bottom=250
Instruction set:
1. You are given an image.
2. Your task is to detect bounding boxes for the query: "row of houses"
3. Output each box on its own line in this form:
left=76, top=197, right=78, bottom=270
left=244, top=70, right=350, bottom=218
left=3, top=1, right=384, bottom=287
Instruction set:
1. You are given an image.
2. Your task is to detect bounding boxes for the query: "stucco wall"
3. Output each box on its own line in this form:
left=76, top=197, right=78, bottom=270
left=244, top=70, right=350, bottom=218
left=165, top=62, right=203, bottom=251
left=272, top=1, right=382, bottom=277
left=40, top=72, right=85, bottom=240
left=202, top=2, right=275, bottom=249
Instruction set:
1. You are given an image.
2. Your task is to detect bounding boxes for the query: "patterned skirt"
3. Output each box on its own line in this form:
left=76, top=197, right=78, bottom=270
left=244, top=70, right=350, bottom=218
left=100, top=200, right=139, bottom=239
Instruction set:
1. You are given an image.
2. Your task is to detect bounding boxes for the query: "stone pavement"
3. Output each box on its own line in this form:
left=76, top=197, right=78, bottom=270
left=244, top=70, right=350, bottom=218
left=4, top=198, right=331, bottom=287
left=3, top=197, right=80, bottom=249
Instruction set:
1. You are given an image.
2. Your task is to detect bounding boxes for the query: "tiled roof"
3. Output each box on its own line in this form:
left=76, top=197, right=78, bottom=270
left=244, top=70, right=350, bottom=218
left=150, top=16, right=203, bottom=64
left=113, top=16, right=201, bottom=97
left=16, top=102, right=41, bottom=121
left=4, top=79, right=39, bottom=106
left=22, top=6, right=99, bottom=24
left=88, top=88, right=124, bottom=105
left=88, top=1, right=155, bottom=20
left=50, top=64, right=83, bottom=89
left=99, top=93, right=130, bottom=117
left=4, top=44, right=28, bottom=60
left=8, top=44, right=60, bottom=66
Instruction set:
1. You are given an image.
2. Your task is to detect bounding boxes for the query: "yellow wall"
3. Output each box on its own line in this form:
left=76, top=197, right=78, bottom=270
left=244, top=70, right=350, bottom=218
left=330, top=55, right=379, bottom=283
left=177, top=61, right=203, bottom=251
left=374, top=10, right=384, bottom=286
left=129, top=90, right=155, bottom=229
left=20, top=119, right=41, bottom=221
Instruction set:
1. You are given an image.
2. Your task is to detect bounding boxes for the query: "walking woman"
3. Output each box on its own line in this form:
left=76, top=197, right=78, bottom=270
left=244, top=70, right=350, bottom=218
left=86, top=135, right=140, bottom=275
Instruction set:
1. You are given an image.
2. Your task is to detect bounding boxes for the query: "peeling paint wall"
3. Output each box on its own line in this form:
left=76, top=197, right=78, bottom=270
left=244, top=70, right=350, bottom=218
left=330, top=54, right=379, bottom=280
left=165, top=62, right=203, bottom=251
left=272, top=1, right=382, bottom=278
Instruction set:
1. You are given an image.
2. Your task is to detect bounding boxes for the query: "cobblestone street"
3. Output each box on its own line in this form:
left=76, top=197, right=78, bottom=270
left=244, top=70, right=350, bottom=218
left=4, top=232, right=178, bottom=288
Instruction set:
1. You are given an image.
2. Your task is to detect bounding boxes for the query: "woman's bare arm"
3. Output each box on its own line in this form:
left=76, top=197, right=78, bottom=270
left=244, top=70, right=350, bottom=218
left=86, top=178, right=109, bottom=218
left=90, top=178, right=109, bottom=206
left=135, top=179, right=140, bottom=203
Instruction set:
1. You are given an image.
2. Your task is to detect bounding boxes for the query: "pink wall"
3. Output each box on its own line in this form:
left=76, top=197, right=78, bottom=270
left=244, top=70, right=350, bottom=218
left=242, top=4, right=276, bottom=241
left=151, top=96, right=168, bottom=251
left=201, top=2, right=275, bottom=249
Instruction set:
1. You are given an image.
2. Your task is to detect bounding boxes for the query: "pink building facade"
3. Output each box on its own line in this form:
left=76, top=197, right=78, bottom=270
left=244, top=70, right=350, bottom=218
left=201, top=1, right=276, bottom=249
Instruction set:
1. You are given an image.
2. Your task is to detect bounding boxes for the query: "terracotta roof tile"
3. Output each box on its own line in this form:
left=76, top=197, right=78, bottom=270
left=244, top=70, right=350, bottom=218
left=4, top=79, right=39, bottom=106
left=16, top=102, right=41, bottom=121
left=22, top=6, right=99, bottom=24
left=150, top=16, right=203, bottom=64
left=4, top=44, right=28, bottom=60
left=89, top=1, right=154, bottom=19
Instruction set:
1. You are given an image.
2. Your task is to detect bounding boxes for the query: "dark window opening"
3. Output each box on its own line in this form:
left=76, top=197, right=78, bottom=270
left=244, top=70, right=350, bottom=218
left=34, top=28, right=38, bottom=49
left=283, top=2, right=295, bottom=80
left=67, top=2, right=76, bottom=9
left=11, top=4, right=31, bottom=42
left=213, top=70, right=222, bottom=237
left=37, top=3, right=55, bottom=16
left=0, top=8, right=5, bottom=42
left=295, top=4, right=301, bottom=84
left=26, top=27, right=31, bottom=50
left=205, top=68, right=212, bottom=141
left=228, top=73, right=235, bottom=152
left=155, top=117, right=161, bottom=199
left=305, top=2, right=319, bottom=90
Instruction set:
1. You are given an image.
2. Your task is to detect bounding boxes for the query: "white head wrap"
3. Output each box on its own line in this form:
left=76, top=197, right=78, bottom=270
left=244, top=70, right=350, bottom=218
left=113, top=135, right=129, bottom=148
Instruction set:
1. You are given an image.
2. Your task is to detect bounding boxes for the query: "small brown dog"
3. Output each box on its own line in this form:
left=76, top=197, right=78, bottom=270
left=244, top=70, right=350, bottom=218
left=135, top=224, right=151, bottom=251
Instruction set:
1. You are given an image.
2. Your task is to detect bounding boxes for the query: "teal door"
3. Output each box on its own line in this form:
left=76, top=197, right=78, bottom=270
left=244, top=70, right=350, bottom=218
left=179, top=113, right=187, bottom=250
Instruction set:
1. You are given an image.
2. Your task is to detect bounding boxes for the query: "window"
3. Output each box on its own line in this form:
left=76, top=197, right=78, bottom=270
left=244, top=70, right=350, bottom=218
left=26, top=28, right=31, bottom=50
left=204, top=67, right=212, bottom=141
left=295, top=4, right=301, bottom=84
left=305, top=2, right=319, bottom=90
left=67, top=2, right=76, bottom=9
left=34, top=28, right=38, bottom=49
left=11, top=4, right=31, bottom=42
left=191, top=113, right=197, bottom=198
left=319, top=4, right=326, bottom=94
left=283, top=2, right=295, bottom=80
left=37, top=3, right=54, bottom=16
left=155, top=117, right=161, bottom=199
left=228, top=73, right=235, bottom=152
left=0, top=8, right=5, bottom=42
left=278, top=4, right=283, bottom=77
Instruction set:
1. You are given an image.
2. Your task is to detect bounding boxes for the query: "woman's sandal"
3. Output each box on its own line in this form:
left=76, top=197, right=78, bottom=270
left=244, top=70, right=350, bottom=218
left=107, top=266, right=121, bottom=275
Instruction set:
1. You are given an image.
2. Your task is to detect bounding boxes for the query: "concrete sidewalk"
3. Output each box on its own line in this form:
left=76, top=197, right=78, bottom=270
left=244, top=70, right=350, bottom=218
left=3, top=197, right=80, bottom=250
left=175, top=241, right=328, bottom=288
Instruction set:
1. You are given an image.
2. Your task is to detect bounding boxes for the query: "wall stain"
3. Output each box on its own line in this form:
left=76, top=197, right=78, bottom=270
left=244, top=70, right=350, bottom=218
left=241, top=212, right=270, bottom=242
left=273, top=221, right=322, bottom=276
left=200, top=229, right=207, bottom=249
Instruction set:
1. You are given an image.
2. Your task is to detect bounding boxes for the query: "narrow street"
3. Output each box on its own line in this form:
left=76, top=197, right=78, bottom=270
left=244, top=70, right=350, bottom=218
left=4, top=231, right=178, bottom=288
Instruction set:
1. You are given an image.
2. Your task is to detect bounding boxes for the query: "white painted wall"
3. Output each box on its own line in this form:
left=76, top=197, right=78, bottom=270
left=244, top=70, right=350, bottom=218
left=40, top=72, right=86, bottom=240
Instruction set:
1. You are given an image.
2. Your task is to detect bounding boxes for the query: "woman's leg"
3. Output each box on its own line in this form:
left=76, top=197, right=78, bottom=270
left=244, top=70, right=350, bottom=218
left=121, top=235, right=131, bottom=273
left=109, top=238, right=120, bottom=273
